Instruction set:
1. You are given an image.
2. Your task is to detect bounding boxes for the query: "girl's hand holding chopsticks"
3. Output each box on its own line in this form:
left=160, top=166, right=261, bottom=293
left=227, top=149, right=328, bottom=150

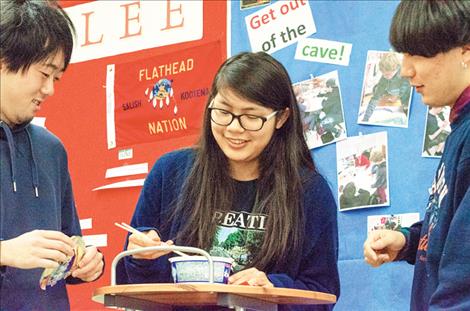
left=115, top=222, right=174, bottom=260
left=128, top=229, right=175, bottom=260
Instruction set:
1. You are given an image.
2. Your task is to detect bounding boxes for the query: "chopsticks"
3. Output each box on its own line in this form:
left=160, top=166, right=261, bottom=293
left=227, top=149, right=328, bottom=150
left=114, top=222, right=188, bottom=257
left=115, top=222, right=145, bottom=237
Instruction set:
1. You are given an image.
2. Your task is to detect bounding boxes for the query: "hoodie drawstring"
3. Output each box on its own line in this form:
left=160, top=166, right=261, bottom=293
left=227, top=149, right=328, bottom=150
left=26, top=128, right=39, bottom=197
left=0, top=121, right=39, bottom=197
left=0, top=121, right=17, bottom=192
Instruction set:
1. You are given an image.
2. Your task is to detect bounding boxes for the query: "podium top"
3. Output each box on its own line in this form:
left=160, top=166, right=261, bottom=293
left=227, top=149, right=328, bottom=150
left=93, top=283, right=336, bottom=307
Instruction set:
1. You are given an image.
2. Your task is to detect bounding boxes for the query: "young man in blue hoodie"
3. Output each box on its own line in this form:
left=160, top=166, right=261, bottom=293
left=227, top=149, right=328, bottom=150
left=364, top=1, right=470, bottom=310
left=0, top=1, right=104, bottom=310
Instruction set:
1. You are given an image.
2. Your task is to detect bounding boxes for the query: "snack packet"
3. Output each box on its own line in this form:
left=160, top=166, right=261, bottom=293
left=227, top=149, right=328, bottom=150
left=39, top=236, right=86, bottom=290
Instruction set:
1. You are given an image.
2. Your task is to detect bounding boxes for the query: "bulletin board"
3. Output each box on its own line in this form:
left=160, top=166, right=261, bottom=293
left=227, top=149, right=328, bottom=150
left=229, top=1, right=437, bottom=311
left=38, top=1, right=228, bottom=310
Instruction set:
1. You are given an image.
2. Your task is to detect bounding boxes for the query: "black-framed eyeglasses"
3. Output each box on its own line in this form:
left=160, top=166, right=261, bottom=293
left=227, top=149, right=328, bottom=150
left=208, top=107, right=278, bottom=131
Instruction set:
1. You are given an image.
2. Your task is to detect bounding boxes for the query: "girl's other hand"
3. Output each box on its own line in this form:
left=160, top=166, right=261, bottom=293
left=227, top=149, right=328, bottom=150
left=228, top=267, right=274, bottom=288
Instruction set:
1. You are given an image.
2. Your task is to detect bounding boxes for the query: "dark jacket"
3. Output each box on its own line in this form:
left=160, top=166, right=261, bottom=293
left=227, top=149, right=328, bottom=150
left=117, top=148, right=340, bottom=311
left=399, top=101, right=470, bottom=310
left=0, top=122, right=82, bottom=311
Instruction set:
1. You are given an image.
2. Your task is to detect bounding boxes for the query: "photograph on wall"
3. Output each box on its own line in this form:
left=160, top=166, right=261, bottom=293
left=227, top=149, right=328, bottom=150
left=357, top=51, right=412, bottom=127
left=336, top=131, right=390, bottom=211
left=367, top=212, right=420, bottom=233
left=293, top=70, right=347, bottom=149
left=240, top=0, right=271, bottom=10
left=422, top=106, right=451, bottom=158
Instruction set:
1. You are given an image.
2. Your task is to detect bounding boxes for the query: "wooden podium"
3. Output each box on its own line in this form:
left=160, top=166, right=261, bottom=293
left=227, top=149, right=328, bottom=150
left=94, top=245, right=336, bottom=310
left=92, top=283, right=336, bottom=311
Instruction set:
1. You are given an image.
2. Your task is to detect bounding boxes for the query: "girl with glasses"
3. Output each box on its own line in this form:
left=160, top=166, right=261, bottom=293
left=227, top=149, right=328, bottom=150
left=119, top=52, right=340, bottom=310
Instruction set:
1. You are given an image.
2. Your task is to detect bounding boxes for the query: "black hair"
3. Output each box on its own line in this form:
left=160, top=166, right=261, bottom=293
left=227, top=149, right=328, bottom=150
left=390, top=0, right=470, bottom=57
left=0, top=0, right=75, bottom=73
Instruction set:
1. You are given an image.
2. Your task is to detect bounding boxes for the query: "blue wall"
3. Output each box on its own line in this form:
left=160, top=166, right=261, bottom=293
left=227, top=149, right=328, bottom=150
left=231, top=1, right=440, bottom=310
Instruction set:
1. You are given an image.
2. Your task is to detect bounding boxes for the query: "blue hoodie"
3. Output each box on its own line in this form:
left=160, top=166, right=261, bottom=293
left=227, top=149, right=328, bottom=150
left=0, top=121, right=82, bottom=311
left=399, top=101, right=470, bottom=310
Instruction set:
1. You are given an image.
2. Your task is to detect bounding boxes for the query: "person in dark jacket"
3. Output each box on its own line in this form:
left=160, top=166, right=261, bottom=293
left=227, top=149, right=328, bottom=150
left=0, top=1, right=104, bottom=310
left=119, top=52, right=340, bottom=311
left=363, top=1, right=470, bottom=310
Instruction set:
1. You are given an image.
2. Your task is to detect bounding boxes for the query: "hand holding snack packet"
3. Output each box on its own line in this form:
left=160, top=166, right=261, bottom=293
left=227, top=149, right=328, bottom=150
left=39, top=236, right=86, bottom=290
left=71, top=244, right=104, bottom=282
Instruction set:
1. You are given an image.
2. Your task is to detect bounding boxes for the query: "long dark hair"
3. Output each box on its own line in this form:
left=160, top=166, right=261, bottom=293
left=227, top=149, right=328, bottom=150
left=173, top=52, right=315, bottom=272
left=390, top=0, right=470, bottom=57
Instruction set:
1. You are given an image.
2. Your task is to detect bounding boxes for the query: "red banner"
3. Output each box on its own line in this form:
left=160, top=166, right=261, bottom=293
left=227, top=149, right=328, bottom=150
left=112, top=41, right=222, bottom=147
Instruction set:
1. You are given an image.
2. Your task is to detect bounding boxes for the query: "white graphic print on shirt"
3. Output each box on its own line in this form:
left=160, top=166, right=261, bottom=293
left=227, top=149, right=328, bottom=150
left=210, top=210, right=267, bottom=272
